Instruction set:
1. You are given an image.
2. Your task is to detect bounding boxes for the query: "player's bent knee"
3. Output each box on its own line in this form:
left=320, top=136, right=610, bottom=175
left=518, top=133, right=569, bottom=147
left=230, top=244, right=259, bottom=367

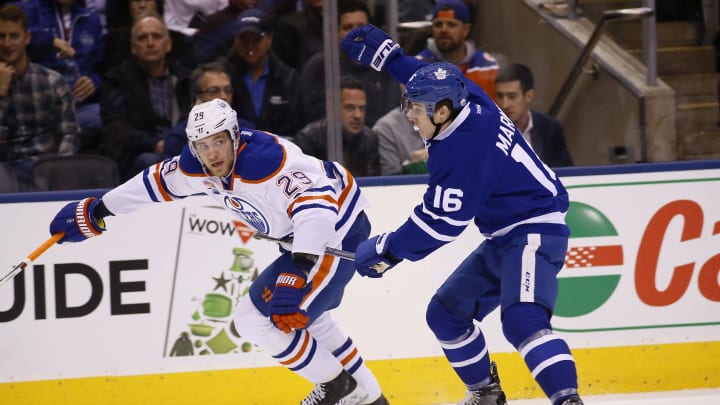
left=426, top=294, right=471, bottom=340
left=502, top=302, right=552, bottom=348
left=233, top=295, right=274, bottom=341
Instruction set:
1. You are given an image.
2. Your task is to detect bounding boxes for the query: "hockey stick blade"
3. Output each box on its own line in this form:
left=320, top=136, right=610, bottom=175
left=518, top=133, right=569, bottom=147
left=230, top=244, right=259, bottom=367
left=252, top=233, right=388, bottom=273
left=1, top=232, right=64, bottom=287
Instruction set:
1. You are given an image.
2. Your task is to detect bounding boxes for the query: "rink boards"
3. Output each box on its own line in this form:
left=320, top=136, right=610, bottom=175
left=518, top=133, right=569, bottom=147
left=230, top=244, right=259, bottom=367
left=0, top=161, right=719, bottom=404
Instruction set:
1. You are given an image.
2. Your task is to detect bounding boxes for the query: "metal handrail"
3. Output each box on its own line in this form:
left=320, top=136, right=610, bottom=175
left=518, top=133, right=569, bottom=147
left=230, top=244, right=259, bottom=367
left=549, top=7, right=655, bottom=117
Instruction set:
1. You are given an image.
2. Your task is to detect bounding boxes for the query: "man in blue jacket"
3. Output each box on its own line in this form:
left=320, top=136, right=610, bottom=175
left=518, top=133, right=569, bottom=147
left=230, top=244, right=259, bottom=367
left=17, top=0, right=103, bottom=142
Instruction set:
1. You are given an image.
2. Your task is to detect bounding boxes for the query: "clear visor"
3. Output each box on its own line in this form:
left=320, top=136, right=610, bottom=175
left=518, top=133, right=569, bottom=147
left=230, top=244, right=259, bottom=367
left=401, top=92, right=411, bottom=113
left=401, top=93, right=431, bottom=119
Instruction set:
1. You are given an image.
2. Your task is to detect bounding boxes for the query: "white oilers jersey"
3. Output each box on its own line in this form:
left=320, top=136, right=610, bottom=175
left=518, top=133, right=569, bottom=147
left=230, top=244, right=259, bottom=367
left=102, top=130, right=369, bottom=257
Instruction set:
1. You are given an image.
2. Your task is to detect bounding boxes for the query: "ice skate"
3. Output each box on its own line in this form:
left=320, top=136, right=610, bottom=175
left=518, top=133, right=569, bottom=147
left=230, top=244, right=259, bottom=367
left=559, top=396, right=584, bottom=405
left=336, top=383, right=369, bottom=405
left=364, top=393, right=390, bottom=405
left=341, top=393, right=390, bottom=405
left=457, top=361, right=508, bottom=405
left=301, top=369, right=358, bottom=405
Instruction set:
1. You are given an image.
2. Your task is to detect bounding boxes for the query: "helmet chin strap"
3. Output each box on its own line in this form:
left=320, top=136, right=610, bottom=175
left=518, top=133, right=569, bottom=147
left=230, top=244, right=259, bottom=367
left=429, top=108, right=459, bottom=138
left=429, top=115, right=451, bottom=138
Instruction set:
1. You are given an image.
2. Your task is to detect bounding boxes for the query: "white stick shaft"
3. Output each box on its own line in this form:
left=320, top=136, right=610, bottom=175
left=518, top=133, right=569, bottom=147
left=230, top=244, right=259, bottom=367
left=253, top=233, right=356, bottom=261
left=252, top=233, right=388, bottom=273
left=2, top=233, right=63, bottom=288
left=0, top=259, right=30, bottom=286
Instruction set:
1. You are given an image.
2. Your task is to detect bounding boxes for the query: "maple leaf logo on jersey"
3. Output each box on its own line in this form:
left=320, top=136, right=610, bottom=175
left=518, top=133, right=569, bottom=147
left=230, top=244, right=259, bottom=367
left=433, top=67, right=448, bottom=80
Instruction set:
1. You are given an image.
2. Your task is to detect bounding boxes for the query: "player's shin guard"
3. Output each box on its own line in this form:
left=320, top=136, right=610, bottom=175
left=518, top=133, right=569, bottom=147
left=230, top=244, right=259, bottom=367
left=502, top=303, right=579, bottom=404
left=426, top=295, right=492, bottom=390
left=233, top=295, right=343, bottom=383
left=309, top=313, right=382, bottom=404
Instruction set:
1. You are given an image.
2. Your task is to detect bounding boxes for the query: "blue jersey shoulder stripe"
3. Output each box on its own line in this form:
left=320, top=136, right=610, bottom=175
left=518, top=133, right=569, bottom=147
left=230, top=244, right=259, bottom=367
left=335, top=187, right=362, bottom=231
left=290, top=203, right=338, bottom=218
left=237, top=131, right=286, bottom=183
left=178, top=146, right=204, bottom=175
left=141, top=166, right=160, bottom=202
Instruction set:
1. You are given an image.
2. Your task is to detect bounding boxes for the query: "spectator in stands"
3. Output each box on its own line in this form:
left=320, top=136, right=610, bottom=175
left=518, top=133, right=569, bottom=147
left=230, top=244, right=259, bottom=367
left=163, top=0, right=226, bottom=37
left=396, top=0, right=435, bottom=55
left=158, top=0, right=227, bottom=70
left=0, top=4, right=78, bottom=189
left=299, top=0, right=401, bottom=128
left=294, top=76, right=380, bottom=177
left=83, top=0, right=107, bottom=34
left=416, top=0, right=499, bottom=99
left=102, top=0, right=160, bottom=74
left=18, top=0, right=104, bottom=151
left=227, top=8, right=302, bottom=136
left=100, top=11, right=191, bottom=180
left=161, top=60, right=254, bottom=158
left=272, top=0, right=323, bottom=71
left=495, top=64, right=574, bottom=167
left=373, top=85, right=427, bottom=175
left=192, top=0, right=256, bottom=64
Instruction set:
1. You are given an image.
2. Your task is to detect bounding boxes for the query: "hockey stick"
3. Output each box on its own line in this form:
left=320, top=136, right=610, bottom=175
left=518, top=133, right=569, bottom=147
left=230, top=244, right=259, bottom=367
left=253, top=233, right=356, bottom=261
left=252, top=233, right=388, bottom=272
left=1, top=232, right=64, bottom=287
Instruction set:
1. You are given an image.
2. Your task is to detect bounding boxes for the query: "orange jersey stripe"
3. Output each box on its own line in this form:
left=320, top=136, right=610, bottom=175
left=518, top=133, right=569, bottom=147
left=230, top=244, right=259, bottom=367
left=152, top=162, right=174, bottom=201
left=340, top=348, right=359, bottom=367
left=337, top=170, right=356, bottom=208
left=286, top=194, right=339, bottom=217
left=279, top=330, right=311, bottom=366
left=303, top=255, right=335, bottom=303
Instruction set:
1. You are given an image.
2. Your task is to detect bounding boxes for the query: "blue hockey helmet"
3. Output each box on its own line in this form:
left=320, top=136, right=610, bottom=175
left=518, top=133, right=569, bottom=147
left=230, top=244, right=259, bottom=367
left=402, top=62, right=469, bottom=118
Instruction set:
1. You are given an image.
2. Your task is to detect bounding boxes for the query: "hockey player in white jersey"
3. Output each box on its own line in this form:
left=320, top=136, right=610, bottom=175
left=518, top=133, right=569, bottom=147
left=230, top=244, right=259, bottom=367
left=341, top=25, right=584, bottom=405
left=47, top=99, right=389, bottom=405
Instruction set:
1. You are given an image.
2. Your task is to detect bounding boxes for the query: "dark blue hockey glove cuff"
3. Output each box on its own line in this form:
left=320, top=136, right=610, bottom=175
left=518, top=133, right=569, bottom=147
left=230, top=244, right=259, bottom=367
left=49, top=197, right=106, bottom=244
left=341, top=24, right=403, bottom=71
left=355, top=232, right=402, bottom=278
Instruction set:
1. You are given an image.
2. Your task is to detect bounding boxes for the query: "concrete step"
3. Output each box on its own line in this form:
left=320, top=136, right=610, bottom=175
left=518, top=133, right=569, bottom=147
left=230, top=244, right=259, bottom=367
left=579, top=0, right=646, bottom=23
left=678, top=129, right=720, bottom=159
left=628, top=46, right=715, bottom=75
left=676, top=100, right=719, bottom=134
left=605, top=21, right=702, bottom=49
left=663, top=73, right=718, bottom=97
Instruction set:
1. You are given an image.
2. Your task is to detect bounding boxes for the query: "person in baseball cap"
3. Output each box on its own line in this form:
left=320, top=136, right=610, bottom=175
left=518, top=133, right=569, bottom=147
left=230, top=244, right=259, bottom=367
left=234, top=8, right=274, bottom=36
left=228, top=7, right=304, bottom=136
left=416, top=0, right=500, bottom=99
left=432, top=0, right=471, bottom=23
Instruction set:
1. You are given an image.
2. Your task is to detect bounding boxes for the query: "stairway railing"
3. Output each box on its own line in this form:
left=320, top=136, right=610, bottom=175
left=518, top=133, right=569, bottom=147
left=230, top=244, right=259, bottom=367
left=549, top=6, right=656, bottom=117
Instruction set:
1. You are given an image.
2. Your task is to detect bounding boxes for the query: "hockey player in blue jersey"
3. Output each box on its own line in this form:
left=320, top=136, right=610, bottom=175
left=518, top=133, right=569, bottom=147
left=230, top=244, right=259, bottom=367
left=46, top=99, right=389, bottom=405
left=341, top=25, right=584, bottom=405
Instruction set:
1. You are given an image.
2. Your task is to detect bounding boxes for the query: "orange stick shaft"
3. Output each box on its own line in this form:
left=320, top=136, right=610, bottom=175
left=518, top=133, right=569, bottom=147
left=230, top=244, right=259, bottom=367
left=27, top=232, right=64, bottom=261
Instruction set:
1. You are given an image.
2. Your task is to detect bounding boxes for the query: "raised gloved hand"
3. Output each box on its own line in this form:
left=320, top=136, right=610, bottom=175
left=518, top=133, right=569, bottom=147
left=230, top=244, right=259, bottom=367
left=270, top=267, right=310, bottom=333
left=340, top=24, right=403, bottom=71
left=355, top=232, right=402, bottom=278
left=49, top=197, right=106, bottom=243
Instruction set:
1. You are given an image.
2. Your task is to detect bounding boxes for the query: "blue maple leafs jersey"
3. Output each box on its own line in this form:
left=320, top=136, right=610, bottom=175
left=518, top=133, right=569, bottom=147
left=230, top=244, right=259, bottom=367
left=385, top=56, right=570, bottom=261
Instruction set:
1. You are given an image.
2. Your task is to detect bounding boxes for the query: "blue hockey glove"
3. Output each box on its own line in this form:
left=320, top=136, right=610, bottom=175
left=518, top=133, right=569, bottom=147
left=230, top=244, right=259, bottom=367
left=341, top=24, right=403, bottom=71
left=355, top=233, right=402, bottom=278
left=49, top=197, right=106, bottom=244
left=270, top=268, right=310, bottom=334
